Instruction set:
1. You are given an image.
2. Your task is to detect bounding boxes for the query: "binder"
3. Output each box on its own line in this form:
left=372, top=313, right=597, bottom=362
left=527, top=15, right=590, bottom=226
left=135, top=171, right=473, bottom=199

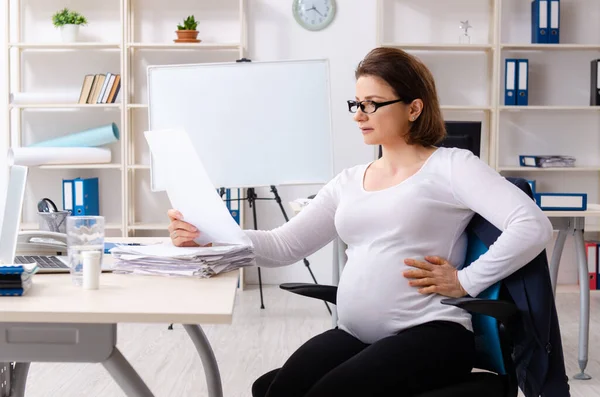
left=548, top=0, right=560, bottom=43
left=62, top=179, right=74, bottom=211
left=505, top=59, right=517, bottom=106
left=535, top=193, right=587, bottom=211
left=531, top=0, right=548, bottom=43
left=73, top=177, right=100, bottom=216
left=591, top=60, right=600, bottom=106
left=585, top=241, right=598, bottom=290
left=517, top=59, right=529, bottom=106
left=225, top=188, right=241, bottom=224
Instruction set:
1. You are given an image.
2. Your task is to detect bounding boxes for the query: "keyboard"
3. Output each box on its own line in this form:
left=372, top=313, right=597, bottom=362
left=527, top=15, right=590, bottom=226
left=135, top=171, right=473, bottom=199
left=14, top=255, right=68, bottom=269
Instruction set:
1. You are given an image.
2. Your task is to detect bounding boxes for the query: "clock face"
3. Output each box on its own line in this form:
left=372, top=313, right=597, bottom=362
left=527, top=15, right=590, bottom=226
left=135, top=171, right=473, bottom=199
left=292, top=0, right=336, bottom=31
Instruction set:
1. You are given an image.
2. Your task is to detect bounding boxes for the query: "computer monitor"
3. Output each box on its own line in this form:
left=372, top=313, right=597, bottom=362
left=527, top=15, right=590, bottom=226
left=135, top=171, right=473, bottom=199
left=439, top=121, right=482, bottom=158
left=377, top=121, right=482, bottom=159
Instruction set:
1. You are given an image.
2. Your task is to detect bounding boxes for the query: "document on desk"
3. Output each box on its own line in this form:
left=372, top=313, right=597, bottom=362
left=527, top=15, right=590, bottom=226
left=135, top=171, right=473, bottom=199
left=144, top=129, right=252, bottom=247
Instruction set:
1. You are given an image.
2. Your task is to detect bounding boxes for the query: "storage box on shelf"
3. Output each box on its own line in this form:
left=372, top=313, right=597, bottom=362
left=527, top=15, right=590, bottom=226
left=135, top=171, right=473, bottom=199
left=6, top=0, right=248, bottom=236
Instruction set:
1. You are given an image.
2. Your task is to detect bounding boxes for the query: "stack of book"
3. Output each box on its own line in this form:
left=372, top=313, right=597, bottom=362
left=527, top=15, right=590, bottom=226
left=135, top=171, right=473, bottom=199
left=519, top=155, right=576, bottom=168
left=78, top=73, right=121, bottom=104
left=0, top=263, right=37, bottom=296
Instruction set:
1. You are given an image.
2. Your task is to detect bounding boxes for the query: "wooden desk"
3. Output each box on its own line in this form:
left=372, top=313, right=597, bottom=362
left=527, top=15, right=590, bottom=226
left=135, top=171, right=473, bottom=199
left=0, top=237, right=239, bottom=397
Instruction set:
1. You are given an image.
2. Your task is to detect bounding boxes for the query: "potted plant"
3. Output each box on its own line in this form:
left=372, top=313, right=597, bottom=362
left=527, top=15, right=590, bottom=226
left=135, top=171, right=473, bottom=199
left=175, top=15, right=200, bottom=43
left=52, top=8, right=88, bottom=43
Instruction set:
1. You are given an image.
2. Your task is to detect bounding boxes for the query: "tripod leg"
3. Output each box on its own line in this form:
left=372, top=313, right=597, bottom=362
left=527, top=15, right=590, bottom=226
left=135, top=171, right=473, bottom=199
left=270, top=186, right=332, bottom=316
left=248, top=188, right=265, bottom=309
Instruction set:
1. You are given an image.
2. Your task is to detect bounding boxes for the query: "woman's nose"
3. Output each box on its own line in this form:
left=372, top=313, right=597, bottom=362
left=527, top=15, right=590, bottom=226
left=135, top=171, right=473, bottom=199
left=353, top=110, right=367, bottom=122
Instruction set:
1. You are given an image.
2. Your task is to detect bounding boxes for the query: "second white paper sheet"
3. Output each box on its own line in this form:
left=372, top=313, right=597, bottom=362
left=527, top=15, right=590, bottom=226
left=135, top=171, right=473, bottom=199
left=144, top=129, right=252, bottom=247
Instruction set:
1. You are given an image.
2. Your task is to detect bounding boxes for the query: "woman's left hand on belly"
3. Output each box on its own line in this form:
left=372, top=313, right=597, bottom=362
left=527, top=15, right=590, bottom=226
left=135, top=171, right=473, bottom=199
left=402, top=256, right=468, bottom=298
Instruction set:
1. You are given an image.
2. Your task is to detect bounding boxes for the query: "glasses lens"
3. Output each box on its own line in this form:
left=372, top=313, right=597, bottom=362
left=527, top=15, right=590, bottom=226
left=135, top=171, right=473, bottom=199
left=362, top=101, right=376, bottom=114
left=347, top=101, right=359, bottom=113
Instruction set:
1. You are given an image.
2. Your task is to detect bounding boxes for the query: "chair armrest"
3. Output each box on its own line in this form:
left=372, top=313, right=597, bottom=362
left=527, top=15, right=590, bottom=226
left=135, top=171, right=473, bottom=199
left=441, top=297, right=518, bottom=324
left=280, top=283, right=337, bottom=305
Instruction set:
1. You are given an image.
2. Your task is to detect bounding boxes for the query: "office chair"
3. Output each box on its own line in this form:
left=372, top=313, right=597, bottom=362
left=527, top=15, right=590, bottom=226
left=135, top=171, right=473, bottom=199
left=252, top=179, right=536, bottom=397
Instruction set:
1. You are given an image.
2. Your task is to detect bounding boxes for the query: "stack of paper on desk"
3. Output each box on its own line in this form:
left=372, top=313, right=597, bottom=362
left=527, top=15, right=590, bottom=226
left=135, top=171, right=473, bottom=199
left=110, top=243, right=254, bottom=278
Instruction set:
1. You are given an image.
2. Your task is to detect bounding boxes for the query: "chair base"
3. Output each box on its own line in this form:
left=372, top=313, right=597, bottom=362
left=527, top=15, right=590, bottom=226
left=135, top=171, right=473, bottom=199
left=252, top=369, right=507, bottom=397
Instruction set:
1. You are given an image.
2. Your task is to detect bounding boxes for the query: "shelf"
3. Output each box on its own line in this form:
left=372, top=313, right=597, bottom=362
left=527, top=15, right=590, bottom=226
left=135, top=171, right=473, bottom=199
left=498, top=166, right=600, bottom=172
left=441, top=105, right=492, bottom=111
left=128, top=223, right=169, bottom=230
left=501, top=44, right=600, bottom=51
left=21, top=222, right=123, bottom=230
left=10, top=104, right=121, bottom=109
left=128, top=165, right=150, bottom=170
left=37, top=164, right=123, bottom=170
left=128, top=42, right=241, bottom=50
left=8, top=42, right=121, bottom=50
left=500, top=106, right=600, bottom=112
left=380, top=43, right=493, bottom=52
left=127, top=104, right=148, bottom=109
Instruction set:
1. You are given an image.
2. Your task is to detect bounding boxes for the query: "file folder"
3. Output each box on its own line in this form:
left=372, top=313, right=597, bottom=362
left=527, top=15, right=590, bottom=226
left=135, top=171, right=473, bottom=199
left=531, top=0, right=548, bottom=43
left=585, top=241, right=598, bottom=290
left=532, top=0, right=549, bottom=43
left=548, top=0, right=560, bottom=43
left=505, top=59, right=517, bottom=106
left=227, top=188, right=241, bottom=225
left=591, top=59, right=600, bottom=106
left=535, top=193, right=587, bottom=211
left=62, top=179, right=73, bottom=211
left=73, top=177, right=99, bottom=216
left=517, top=59, right=529, bottom=106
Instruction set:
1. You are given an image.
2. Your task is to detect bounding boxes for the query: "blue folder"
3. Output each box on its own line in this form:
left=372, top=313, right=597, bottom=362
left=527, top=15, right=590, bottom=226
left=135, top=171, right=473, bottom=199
left=71, top=177, right=100, bottom=216
left=548, top=0, right=560, bottom=44
left=517, top=59, right=529, bottom=106
left=531, top=0, right=549, bottom=43
left=535, top=193, right=587, bottom=211
left=505, top=59, right=517, bottom=106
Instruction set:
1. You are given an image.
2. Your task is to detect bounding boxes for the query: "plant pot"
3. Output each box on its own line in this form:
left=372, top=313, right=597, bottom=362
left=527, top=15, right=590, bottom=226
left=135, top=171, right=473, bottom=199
left=174, top=30, right=200, bottom=43
left=60, top=24, right=80, bottom=42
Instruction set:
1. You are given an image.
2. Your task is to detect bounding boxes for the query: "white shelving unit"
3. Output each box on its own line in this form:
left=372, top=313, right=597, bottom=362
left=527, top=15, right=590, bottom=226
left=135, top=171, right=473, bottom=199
left=5, top=0, right=248, bottom=238
left=376, top=0, right=600, bottom=225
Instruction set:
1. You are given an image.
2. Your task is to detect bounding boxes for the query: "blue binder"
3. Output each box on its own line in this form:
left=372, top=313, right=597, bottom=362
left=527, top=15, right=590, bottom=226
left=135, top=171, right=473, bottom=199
left=226, top=188, right=241, bottom=224
left=62, top=179, right=74, bottom=211
left=548, top=0, right=560, bottom=43
left=535, top=193, right=587, bottom=211
left=517, top=59, right=529, bottom=106
left=505, top=59, right=518, bottom=106
left=527, top=179, right=537, bottom=195
left=72, top=177, right=99, bottom=216
left=531, top=0, right=548, bottom=43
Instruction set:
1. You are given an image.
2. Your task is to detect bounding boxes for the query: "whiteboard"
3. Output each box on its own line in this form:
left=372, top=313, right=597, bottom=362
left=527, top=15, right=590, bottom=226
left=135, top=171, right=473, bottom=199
left=147, top=59, right=334, bottom=191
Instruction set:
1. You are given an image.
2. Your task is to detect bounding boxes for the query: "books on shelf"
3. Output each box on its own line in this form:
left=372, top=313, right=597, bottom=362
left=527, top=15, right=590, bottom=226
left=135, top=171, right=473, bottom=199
left=78, top=73, right=121, bottom=104
left=519, top=155, right=576, bottom=168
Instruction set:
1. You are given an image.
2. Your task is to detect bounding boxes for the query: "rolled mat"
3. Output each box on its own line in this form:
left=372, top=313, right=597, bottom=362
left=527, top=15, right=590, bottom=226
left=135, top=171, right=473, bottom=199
left=30, top=123, right=119, bottom=147
left=8, top=147, right=112, bottom=166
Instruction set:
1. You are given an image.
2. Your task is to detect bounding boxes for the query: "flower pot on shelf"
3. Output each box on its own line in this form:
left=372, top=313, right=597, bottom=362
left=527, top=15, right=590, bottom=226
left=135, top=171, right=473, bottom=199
left=174, top=30, right=200, bottom=43
left=60, top=24, right=80, bottom=42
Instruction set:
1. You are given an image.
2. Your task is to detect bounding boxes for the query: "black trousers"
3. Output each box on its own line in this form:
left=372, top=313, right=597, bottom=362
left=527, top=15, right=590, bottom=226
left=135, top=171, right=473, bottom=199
left=256, top=320, right=476, bottom=397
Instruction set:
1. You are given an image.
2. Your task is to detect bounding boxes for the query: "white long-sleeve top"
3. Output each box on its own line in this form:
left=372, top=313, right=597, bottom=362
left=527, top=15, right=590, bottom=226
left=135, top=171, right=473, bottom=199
left=244, top=147, right=553, bottom=344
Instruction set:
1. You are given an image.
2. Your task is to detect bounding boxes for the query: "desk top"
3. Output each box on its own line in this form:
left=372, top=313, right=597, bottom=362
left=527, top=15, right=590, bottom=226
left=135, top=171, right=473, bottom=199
left=0, top=236, right=239, bottom=325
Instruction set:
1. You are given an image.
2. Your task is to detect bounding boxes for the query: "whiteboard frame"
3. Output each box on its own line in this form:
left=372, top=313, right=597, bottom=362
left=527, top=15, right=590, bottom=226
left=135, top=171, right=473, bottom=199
left=147, top=59, right=335, bottom=192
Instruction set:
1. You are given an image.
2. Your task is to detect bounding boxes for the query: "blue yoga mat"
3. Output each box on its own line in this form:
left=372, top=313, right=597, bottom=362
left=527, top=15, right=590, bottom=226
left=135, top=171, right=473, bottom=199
left=30, top=123, right=120, bottom=147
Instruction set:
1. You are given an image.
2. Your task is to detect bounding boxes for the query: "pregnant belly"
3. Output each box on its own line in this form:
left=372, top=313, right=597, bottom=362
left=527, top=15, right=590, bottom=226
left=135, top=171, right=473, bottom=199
left=335, top=257, right=439, bottom=344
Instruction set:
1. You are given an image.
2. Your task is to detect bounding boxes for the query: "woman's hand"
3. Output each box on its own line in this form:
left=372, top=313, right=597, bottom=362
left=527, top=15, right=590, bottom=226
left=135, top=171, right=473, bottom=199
left=167, top=209, right=201, bottom=247
left=402, top=256, right=468, bottom=298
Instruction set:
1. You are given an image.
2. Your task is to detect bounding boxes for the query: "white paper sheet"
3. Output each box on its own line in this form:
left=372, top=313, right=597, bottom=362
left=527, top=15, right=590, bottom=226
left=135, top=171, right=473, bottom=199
left=144, top=129, right=252, bottom=247
left=7, top=147, right=112, bottom=166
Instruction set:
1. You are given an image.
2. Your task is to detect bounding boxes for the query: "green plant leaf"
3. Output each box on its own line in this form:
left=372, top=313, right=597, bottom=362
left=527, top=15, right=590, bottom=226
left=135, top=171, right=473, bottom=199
left=51, top=8, right=88, bottom=27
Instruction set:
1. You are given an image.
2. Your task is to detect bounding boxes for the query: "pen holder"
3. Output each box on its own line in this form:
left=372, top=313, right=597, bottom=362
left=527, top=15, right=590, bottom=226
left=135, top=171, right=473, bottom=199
left=38, top=211, right=70, bottom=233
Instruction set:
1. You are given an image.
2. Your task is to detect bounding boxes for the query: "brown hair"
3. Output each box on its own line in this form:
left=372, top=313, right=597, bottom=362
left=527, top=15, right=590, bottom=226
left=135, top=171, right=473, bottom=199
left=355, top=47, right=446, bottom=146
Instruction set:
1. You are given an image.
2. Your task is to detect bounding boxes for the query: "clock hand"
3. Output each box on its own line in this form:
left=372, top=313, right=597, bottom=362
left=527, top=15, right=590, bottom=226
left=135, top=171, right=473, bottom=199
left=312, top=7, right=324, bottom=17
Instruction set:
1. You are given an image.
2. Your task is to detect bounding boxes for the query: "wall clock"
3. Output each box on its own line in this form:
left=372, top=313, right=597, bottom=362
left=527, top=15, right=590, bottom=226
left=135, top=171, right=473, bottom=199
left=292, top=0, right=336, bottom=31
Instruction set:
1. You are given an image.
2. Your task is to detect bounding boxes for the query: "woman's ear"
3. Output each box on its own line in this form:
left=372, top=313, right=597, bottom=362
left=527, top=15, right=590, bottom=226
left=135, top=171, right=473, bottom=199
left=408, top=99, right=423, bottom=122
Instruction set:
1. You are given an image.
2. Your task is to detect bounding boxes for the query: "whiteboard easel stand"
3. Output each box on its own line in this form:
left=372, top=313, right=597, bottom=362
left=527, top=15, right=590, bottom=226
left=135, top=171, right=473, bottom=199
left=221, top=185, right=332, bottom=315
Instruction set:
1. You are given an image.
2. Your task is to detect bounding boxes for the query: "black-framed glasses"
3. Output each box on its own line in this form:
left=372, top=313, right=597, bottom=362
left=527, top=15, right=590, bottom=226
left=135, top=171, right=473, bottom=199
left=347, top=99, right=404, bottom=114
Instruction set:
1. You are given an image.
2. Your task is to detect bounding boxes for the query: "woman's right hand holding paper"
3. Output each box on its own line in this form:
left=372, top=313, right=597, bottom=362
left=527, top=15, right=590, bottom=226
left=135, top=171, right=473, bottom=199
left=167, top=209, right=201, bottom=247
